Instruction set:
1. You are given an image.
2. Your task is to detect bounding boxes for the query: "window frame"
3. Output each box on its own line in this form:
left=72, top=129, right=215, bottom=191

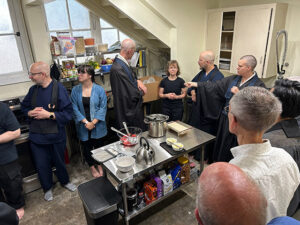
left=43, top=0, right=92, bottom=39
left=0, top=0, right=33, bottom=86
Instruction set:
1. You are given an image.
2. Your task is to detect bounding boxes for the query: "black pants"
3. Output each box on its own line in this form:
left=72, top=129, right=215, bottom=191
left=162, top=103, right=183, bottom=122
left=0, top=160, right=25, bottom=209
left=81, top=138, right=103, bottom=167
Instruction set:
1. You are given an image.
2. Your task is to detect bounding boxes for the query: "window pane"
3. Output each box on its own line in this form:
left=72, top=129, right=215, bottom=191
left=68, top=0, right=90, bottom=29
left=0, top=35, right=23, bottom=74
left=100, top=19, right=113, bottom=28
left=101, top=29, right=118, bottom=47
left=119, top=31, right=130, bottom=42
left=0, top=0, right=13, bottom=34
left=44, top=0, right=69, bottom=31
left=72, top=31, right=91, bottom=38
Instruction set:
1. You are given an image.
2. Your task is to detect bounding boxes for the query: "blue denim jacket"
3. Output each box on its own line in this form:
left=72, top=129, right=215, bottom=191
left=71, top=83, right=107, bottom=141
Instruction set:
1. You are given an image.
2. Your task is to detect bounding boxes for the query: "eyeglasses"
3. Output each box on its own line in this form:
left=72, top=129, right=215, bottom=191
left=224, top=106, right=229, bottom=113
left=28, top=72, right=42, bottom=76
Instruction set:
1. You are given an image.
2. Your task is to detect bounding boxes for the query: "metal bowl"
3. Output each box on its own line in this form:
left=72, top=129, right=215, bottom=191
left=117, top=127, right=142, bottom=146
left=115, top=156, right=135, bottom=172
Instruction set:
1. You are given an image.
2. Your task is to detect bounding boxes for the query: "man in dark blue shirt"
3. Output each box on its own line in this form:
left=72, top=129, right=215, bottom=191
left=0, top=102, right=24, bottom=219
left=21, top=62, right=76, bottom=201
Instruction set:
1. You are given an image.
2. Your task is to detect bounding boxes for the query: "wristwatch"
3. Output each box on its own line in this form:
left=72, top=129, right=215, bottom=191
left=49, top=112, right=55, bottom=120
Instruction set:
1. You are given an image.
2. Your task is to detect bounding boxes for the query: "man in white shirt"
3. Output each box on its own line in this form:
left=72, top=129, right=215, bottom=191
left=227, top=86, right=300, bottom=222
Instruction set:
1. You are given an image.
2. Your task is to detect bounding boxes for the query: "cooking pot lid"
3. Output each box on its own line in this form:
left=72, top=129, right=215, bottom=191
left=145, top=114, right=168, bottom=122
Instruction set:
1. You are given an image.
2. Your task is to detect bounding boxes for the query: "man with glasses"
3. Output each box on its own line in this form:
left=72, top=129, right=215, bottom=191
left=185, top=55, right=265, bottom=162
left=21, top=62, right=76, bottom=201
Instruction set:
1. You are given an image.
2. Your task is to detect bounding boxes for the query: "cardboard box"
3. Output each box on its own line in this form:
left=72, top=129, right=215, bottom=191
left=140, top=75, right=163, bottom=103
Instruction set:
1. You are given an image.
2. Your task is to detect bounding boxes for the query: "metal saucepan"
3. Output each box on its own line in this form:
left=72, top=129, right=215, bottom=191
left=144, top=114, right=169, bottom=137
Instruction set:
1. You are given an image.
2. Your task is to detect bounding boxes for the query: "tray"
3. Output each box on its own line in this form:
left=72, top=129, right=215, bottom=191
left=167, top=121, right=192, bottom=136
left=160, top=142, right=185, bottom=156
left=92, top=147, right=119, bottom=163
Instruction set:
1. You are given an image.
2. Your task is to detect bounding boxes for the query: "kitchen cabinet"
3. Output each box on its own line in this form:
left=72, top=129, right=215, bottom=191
left=206, top=3, right=288, bottom=78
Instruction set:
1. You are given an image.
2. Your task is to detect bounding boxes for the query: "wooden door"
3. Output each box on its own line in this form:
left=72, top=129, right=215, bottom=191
left=230, top=8, right=272, bottom=76
left=206, top=11, right=222, bottom=64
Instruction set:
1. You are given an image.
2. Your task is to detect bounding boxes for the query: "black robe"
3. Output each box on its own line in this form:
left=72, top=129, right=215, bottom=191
left=196, top=74, right=265, bottom=162
left=110, top=59, right=145, bottom=130
left=264, top=119, right=300, bottom=216
left=187, top=66, right=224, bottom=162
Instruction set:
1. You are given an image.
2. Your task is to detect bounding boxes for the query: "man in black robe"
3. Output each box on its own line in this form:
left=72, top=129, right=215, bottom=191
left=187, top=50, right=224, bottom=163
left=185, top=55, right=265, bottom=162
left=110, top=39, right=147, bottom=130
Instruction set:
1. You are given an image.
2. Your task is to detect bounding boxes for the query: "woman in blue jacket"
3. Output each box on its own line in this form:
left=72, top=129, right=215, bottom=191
left=71, top=65, right=107, bottom=177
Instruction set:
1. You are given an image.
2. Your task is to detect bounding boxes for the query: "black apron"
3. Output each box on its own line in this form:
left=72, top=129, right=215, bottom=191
left=30, top=80, right=59, bottom=134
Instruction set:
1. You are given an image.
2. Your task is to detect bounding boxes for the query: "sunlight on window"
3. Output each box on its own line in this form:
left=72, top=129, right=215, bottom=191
left=44, top=0, right=69, bottom=30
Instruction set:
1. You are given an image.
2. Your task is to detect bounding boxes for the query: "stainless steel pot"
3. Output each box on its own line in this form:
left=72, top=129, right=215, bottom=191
left=144, top=114, right=169, bottom=137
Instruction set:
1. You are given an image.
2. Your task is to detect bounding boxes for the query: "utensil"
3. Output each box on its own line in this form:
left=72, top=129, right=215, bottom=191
left=136, top=137, right=155, bottom=165
left=111, top=127, right=130, bottom=138
left=144, top=114, right=169, bottom=137
left=113, top=127, right=142, bottom=146
left=123, top=122, right=130, bottom=136
left=172, top=142, right=184, bottom=151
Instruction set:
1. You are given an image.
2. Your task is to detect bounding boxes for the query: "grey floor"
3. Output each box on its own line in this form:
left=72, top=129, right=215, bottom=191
left=19, top=154, right=199, bottom=225
left=18, top=154, right=300, bottom=225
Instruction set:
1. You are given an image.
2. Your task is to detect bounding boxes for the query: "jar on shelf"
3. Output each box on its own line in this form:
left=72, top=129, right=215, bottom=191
left=177, top=156, right=190, bottom=184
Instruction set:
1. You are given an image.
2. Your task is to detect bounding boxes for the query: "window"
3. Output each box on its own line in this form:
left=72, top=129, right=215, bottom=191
left=100, top=19, right=130, bottom=47
left=0, top=0, right=33, bottom=85
left=44, top=0, right=91, bottom=38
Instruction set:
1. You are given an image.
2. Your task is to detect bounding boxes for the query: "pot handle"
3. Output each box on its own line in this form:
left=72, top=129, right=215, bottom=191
left=140, top=137, right=149, bottom=150
left=144, top=118, right=150, bottom=124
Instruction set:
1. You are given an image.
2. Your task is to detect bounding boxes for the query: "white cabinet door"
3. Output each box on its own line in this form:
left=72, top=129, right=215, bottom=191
left=230, top=8, right=272, bottom=76
left=206, top=11, right=222, bottom=64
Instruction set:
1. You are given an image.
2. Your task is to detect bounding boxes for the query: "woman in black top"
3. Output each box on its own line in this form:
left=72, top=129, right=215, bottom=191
left=159, top=60, right=186, bottom=121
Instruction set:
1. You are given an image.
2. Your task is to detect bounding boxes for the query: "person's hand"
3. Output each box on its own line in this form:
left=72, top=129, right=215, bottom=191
left=85, top=122, right=95, bottom=131
left=191, top=90, right=196, bottom=102
left=185, top=82, right=197, bottom=88
left=137, top=80, right=147, bottom=95
left=28, top=107, right=43, bottom=118
left=192, top=94, right=196, bottom=102
left=32, top=108, right=52, bottom=120
left=231, top=86, right=239, bottom=94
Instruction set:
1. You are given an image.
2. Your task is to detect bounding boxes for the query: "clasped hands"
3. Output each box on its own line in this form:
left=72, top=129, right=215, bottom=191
left=165, top=93, right=178, bottom=100
left=28, top=107, right=51, bottom=120
left=85, top=122, right=95, bottom=131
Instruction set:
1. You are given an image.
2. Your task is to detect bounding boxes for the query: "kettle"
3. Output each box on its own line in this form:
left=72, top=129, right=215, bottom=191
left=136, top=137, right=155, bottom=165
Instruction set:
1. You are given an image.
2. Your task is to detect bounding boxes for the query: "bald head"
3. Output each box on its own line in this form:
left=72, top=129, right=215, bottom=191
left=120, top=39, right=136, bottom=61
left=30, top=61, right=50, bottom=77
left=196, top=162, right=267, bottom=225
left=200, top=50, right=215, bottom=64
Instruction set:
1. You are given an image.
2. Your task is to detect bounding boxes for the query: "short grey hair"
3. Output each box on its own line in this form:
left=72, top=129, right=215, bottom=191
left=230, top=86, right=282, bottom=132
left=240, top=55, right=257, bottom=70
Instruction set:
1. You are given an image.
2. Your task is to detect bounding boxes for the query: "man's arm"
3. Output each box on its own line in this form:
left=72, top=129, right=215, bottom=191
left=0, top=129, right=20, bottom=144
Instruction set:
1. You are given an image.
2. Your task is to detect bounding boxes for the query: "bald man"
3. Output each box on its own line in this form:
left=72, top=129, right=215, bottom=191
left=21, top=62, right=76, bottom=201
left=195, top=162, right=267, bottom=225
left=187, top=51, right=224, bottom=162
left=110, top=39, right=147, bottom=130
